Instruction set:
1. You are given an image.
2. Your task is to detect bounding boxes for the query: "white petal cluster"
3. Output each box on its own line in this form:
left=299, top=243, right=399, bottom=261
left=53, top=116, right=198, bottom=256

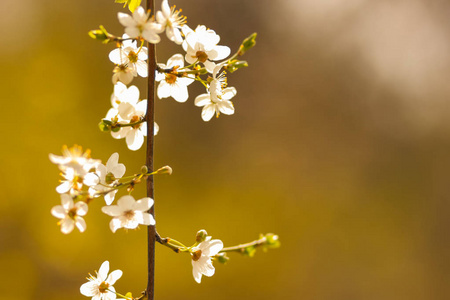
left=156, top=54, right=194, bottom=102
left=80, top=261, right=123, bottom=300
left=156, top=0, right=185, bottom=45
left=50, top=145, right=101, bottom=196
left=51, top=194, right=88, bottom=234
left=109, top=35, right=148, bottom=84
left=102, top=195, right=155, bottom=233
left=182, top=25, right=231, bottom=73
left=118, top=6, right=163, bottom=43
left=49, top=145, right=100, bottom=176
left=104, top=84, right=159, bottom=151
left=191, top=236, right=224, bottom=283
left=89, top=153, right=126, bottom=205
left=195, top=65, right=236, bottom=121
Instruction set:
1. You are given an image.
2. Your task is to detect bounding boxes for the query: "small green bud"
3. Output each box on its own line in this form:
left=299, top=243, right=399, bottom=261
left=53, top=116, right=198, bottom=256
left=239, top=33, right=257, bottom=56
left=196, top=229, right=208, bottom=242
left=225, top=60, right=249, bottom=73
left=88, top=25, right=111, bottom=44
left=98, top=120, right=111, bottom=132
left=261, top=233, right=280, bottom=252
left=141, top=165, right=149, bottom=174
left=243, top=245, right=257, bottom=257
left=216, top=253, right=230, bottom=264
left=111, top=126, right=121, bottom=133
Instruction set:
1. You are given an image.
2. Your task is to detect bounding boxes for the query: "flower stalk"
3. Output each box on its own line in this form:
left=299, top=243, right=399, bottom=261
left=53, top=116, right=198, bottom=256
left=145, top=0, right=156, bottom=299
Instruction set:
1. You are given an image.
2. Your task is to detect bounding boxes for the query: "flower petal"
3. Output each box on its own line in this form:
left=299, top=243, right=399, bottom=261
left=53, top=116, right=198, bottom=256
left=118, top=12, right=136, bottom=27
left=98, top=261, right=110, bottom=282
left=102, top=205, right=123, bottom=217
left=60, top=218, right=75, bottom=234
left=201, top=104, right=216, bottom=121
left=106, top=269, right=123, bottom=285
left=217, top=100, right=234, bottom=115
left=141, top=213, right=156, bottom=226
left=75, top=217, right=87, bottom=232
left=80, top=281, right=97, bottom=297
left=51, top=205, right=66, bottom=219
left=133, top=197, right=154, bottom=211
left=194, top=94, right=211, bottom=107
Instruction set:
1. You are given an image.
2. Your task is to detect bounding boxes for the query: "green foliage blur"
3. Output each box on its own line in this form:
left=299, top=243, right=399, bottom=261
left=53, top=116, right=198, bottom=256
left=1, top=0, right=450, bottom=299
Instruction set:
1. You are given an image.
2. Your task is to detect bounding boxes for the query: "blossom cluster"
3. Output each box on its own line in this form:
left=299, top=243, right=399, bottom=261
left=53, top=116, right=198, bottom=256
left=48, top=0, right=277, bottom=295
left=50, top=145, right=155, bottom=234
left=93, top=0, right=257, bottom=151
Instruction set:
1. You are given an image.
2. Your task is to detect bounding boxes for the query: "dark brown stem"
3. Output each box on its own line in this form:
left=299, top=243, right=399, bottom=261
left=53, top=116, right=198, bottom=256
left=146, top=0, right=156, bottom=299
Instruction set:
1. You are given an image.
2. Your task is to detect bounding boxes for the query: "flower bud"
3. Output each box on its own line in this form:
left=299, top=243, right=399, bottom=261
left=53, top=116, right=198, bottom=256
left=155, top=165, right=172, bottom=175
left=225, top=60, right=248, bottom=73
left=98, top=120, right=111, bottom=132
left=196, top=229, right=208, bottom=242
left=88, top=25, right=111, bottom=43
left=264, top=233, right=280, bottom=248
left=238, top=33, right=257, bottom=56
left=215, top=253, right=229, bottom=264
left=141, top=165, right=149, bottom=174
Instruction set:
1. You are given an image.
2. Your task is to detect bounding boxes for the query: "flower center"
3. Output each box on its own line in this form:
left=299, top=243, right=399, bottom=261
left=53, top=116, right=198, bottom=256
left=130, top=115, right=142, bottom=129
left=195, top=51, right=208, bottom=63
left=128, top=51, right=138, bottom=63
left=105, top=172, right=115, bottom=185
left=165, top=73, right=178, bottom=84
left=192, top=249, right=202, bottom=261
left=124, top=210, right=135, bottom=220
left=98, top=281, right=110, bottom=293
left=68, top=207, right=78, bottom=219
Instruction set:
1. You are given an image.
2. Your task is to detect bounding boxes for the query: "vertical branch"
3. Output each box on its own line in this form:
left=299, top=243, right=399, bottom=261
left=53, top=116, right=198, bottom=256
left=146, top=0, right=156, bottom=299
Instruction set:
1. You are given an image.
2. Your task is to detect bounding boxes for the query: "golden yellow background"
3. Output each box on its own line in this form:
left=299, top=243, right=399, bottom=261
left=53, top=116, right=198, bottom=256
left=1, top=0, right=450, bottom=299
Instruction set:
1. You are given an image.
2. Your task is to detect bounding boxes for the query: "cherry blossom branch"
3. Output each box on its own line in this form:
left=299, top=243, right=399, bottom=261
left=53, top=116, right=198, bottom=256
left=145, top=0, right=156, bottom=299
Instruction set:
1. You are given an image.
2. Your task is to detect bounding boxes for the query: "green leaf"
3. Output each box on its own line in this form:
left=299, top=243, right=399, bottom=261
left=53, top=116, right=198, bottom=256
left=238, top=33, right=257, bottom=56
left=128, top=0, right=142, bottom=12
left=115, top=0, right=141, bottom=12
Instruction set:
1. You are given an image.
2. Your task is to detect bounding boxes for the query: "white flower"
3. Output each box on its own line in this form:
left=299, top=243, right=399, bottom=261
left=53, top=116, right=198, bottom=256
left=80, top=261, right=122, bottom=300
left=182, top=25, right=231, bottom=73
left=156, top=54, right=194, bottom=102
left=49, top=145, right=100, bottom=176
left=101, top=195, right=155, bottom=233
left=56, top=168, right=98, bottom=195
left=118, top=6, right=163, bottom=43
left=191, top=236, right=223, bottom=283
left=112, top=64, right=137, bottom=85
left=51, top=194, right=88, bottom=234
left=194, top=65, right=236, bottom=121
left=156, top=0, right=186, bottom=45
left=109, top=35, right=148, bottom=78
left=91, top=153, right=126, bottom=205
left=111, top=98, right=148, bottom=151
left=110, top=82, right=140, bottom=109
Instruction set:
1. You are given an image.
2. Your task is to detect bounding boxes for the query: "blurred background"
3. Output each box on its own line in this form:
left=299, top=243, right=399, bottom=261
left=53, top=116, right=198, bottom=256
left=1, top=0, right=450, bottom=299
